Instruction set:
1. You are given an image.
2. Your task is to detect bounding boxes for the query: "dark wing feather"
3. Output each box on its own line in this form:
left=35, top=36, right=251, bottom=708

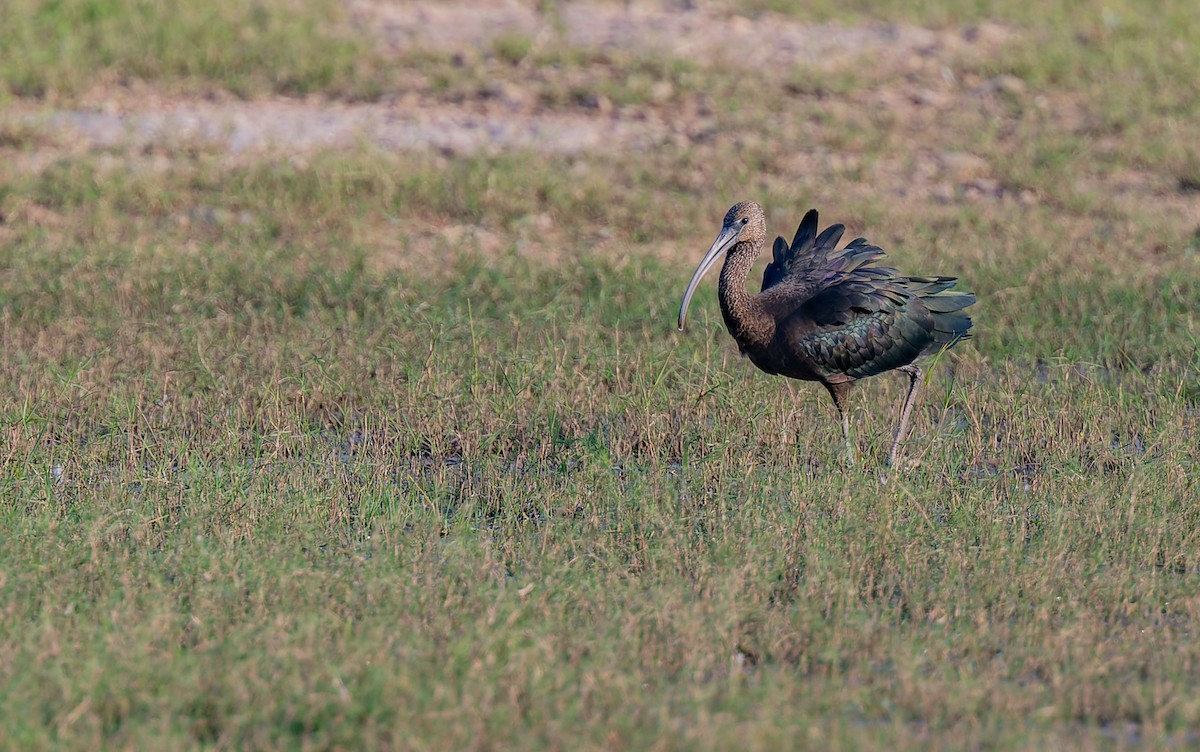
left=759, top=208, right=975, bottom=380
left=813, top=223, right=846, bottom=252
left=796, top=274, right=975, bottom=379
left=762, top=209, right=819, bottom=292
left=761, top=209, right=859, bottom=294
left=759, top=210, right=887, bottom=322
left=799, top=285, right=930, bottom=379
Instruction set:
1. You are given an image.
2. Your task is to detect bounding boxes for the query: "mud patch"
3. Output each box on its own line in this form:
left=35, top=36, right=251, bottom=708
left=4, top=2, right=1014, bottom=164
left=356, top=0, right=1012, bottom=70
left=8, top=98, right=671, bottom=161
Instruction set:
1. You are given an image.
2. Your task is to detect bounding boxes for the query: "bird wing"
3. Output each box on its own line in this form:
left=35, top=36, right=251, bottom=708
left=759, top=209, right=975, bottom=379
left=758, top=209, right=887, bottom=319
left=794, top=275, right=974, bottom=380
left=795, top=281, right=932, bottom=379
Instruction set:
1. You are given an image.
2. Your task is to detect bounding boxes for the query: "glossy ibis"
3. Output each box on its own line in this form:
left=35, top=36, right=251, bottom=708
left=678, top=202, right=974, bottom=466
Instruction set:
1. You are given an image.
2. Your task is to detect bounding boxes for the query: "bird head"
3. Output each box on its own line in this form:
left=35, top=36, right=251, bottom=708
left=677, top=201, right=766, bottom=331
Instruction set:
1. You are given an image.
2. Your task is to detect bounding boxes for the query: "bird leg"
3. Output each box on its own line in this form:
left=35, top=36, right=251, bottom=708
left=840, top=407, right=855, bottom=466
left=888, top=365, right=923, bottom=467
left=824, top=382, right=856, bottom=466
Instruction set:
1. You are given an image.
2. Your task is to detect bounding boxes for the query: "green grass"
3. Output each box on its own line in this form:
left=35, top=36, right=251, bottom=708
left=0, top=0, right=383, bottom=99
left=3, top=158, right=1199, bottom=748
left=4, top=0, right=1200, bottom=748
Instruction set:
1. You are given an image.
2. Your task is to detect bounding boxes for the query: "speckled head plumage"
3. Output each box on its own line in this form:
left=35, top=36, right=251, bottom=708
left=721, top=200, right=768, bottom=247
left=677, top=201, right=768, bottom=331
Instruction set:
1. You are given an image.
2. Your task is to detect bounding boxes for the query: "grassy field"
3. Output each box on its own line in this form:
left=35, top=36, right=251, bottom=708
left=3, top=0, right=1200, bottom=749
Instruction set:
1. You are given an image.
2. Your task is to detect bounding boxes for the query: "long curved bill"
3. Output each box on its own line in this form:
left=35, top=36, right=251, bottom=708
left=677, top=223, right=745, bottom=331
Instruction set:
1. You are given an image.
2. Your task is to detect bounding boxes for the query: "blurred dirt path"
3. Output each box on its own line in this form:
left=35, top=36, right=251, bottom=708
left=5, top=1, right=1011, bottom=163
left=354, top=0, right=1007, bottom=70
left=19, top=100, right=672, bottom=156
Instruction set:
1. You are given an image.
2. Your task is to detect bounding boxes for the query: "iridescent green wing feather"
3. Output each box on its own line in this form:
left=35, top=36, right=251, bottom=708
left=761, top=208, right=975, bottom=379
left=798, top=275, right=975, bottom=379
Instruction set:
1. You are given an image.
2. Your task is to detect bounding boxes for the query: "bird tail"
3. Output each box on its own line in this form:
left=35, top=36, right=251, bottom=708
left=903, top=276, right=976, bottom=350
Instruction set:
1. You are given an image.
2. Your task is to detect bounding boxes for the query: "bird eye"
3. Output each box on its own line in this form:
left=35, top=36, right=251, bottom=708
left=741, top=218, right=748, bottom=225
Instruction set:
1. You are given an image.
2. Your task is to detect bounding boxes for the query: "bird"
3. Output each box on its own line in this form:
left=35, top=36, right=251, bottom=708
left=677, top=201, right=975, bottom=466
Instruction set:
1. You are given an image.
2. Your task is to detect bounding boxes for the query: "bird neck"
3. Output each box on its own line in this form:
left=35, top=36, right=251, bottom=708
left=717, top=242, right=774, bottom=351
